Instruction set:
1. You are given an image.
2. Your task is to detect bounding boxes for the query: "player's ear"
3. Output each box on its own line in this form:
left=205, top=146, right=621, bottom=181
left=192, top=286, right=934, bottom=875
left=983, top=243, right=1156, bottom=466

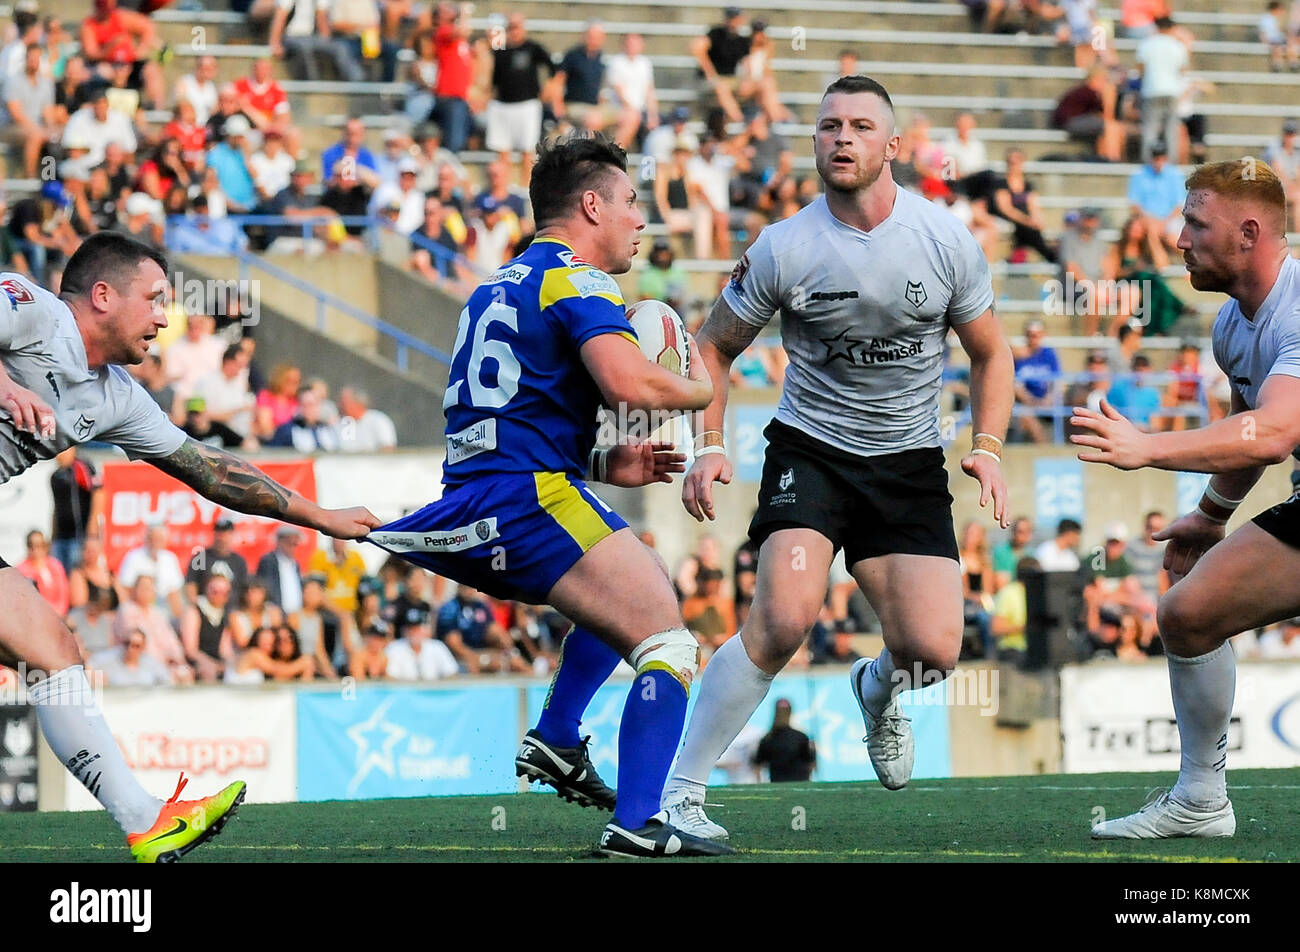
left=884, top=131, right=901, bottom=162
left=90, top=278, right=115, bottom=313
left=1240, top=216, right=1260, bottom=249
left=581, top=188, right=602, bottom=225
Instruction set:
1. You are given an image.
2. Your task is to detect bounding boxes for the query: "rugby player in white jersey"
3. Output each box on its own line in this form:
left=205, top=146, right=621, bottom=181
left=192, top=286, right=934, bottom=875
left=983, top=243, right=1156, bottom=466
left=661, top=75, right=1015, bottom=840
left=1073, top=159, right=1300, bottom=838
left=0, top=232, right=379, bottom=861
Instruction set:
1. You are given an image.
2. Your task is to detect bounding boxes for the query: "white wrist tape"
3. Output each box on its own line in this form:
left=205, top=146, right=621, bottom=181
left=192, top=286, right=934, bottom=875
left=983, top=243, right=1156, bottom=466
left=1203, top=484, right=1245, bottom=510
left=1197, top=500, right=1229, bottom=525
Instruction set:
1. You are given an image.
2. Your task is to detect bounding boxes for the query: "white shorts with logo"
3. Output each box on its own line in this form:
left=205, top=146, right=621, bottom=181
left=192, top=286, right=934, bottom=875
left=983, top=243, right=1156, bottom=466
left=485, top=99, right=544, bottom=154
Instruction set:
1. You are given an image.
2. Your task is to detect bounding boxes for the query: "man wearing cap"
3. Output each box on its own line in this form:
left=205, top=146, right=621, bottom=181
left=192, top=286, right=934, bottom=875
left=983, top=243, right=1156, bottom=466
left=1057, top=206, right=1112, bottom=336
left=1012, top=318, right=1060, bottom=443
left=371, top=156, right=425, bottom=234
left=691, top=7, right=750, bottom=124
left=185, top=517, right=251, bottom=606
left=385, top=605, right=459, bottom=680
left=257, top=525, right=305, bottom=615
left=644, top=104, right=699, bottom=166
left=206, top=114, right=258, bottom=214
left=1135, top=16, right=1189, bottom=162
left=1, top=43, right=56, bottom=178
left=1128, top=142, right=1187, bottom=263
left=249, top=127, right=296, bottom=203
left=1265, top=119, right=1300, bottom=231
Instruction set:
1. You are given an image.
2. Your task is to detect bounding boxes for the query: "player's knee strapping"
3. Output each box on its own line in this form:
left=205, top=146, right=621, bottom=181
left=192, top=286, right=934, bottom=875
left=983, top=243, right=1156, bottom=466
left=628, top=628, right=699, bottom=694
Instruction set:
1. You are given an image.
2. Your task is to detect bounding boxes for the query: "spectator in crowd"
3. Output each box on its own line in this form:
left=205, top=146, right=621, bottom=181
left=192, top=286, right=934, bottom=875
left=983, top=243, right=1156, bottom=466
left=436, top=583, right=523, bottom=673
left=1057, top=0, right=1105, bottom=68
left=135, top=140, right=191, bottom=205
left=1086, top=521, right=1153, bottom=621
left=652, top=142, right=694, bottom=242
left=469, top=194, right=522, bottom=270
left=182, top=394, right=250, bottom=448
left=198, top=166, right=230, bottom=221
left=1012, top=318, right=1060, bottom=443
left=174, top=54, right=219, bottom=127
left=371, top=157, right=424, bottom=235
left=943, top=112, right=990, bottom=185
left=231, top=625, right=313, bottom=682
left=257, top=526, right=306, bottom=616
left=687, top=134, right=736, bottom=260
left=121, top=191, right=163, bottom=249
left=992, top=515, right=1035, bottom=592
left=605, top=31, right=658, bottom=149
left=993, top=148, right=1056, bottom=264
left=675, top=534, right=725, bottom=600
left=475, top=158, right=532, bottom=232
left=61, top=82, right=139, bottom=167
left=270, top=625, right=318, bottom=680
left=409, top=195, right=473, bottom=294
left=1034, top=518, right=1082, bottom=572
left=52, top=54, right=92, bottom=127
left=1136, top=16, right=1189, bottom=161
left=428, top=2, right=474, bottom=153
left=1057, top=207, right=1126, bottom=337
left=1126, top=141, right=1185, bottom=262
left=79, top=0, right=164, bottom=109
left=732, top=536, right=759, bottom=629
left=637, top=239, right=689, bottom=315
left=328, top=0, right=397, bottom=82
left=17, top=529, right=70, bottom=616
left=1106, top=352, right=1163, bottom=431
left=267, top=385, right=341, bottom=452
left=485, top=14, right=555, bottom=185
left=0, top=0, right=42, bottom=81
left=555, top=21, right=611, bottom=135
left=184, top=517, right=250, bottom=606
left=1260, top=1, right=1298, bottom=72
left=7, top=182, right=81, bottom=286
left=1, top=42, right=57, bottom=178
left=167, top=195, right=250, bottom=256
left=67, top=533, right=116, bottom=612
left=404, top=27, right=439, bottom=125
left=129, top=347, right=183, bottom=422
left=193, top=344, right=256, bottom=443
left=1127, top=509, right=1168, bottom=611
left=682, top=566, right=736, bottom=649
left=206, top=83, right=249, bottom=145
left=336, top=387, right=398, bottom=453
left=163, top=312, right=225, bottom=403
left=1265, top=120, right=1300, bottom=231
left=234, top=577, right=284, bottom=649
left=736, top=19, right=790, bottom=122
left=70, top=165, right=121, bottom=237
left=236, top=57, right=293, bottom=144
left=321, top=117, right=379, bottom=231
left=103, top=46, right=144, bottom=120
left=894, top=112, right=949, bottom=196
left=349, top=622, right=390, bottom=679
left=291, top=575, right=345, bottom=678
left=373, top=127, right=411, bottom=189
left=97, top=628, right=171, bottom=687
left=0, top=192, right=31, bottom=278
left=263, top=160, right=338, bottom=254
left=1051, top=65, right=1125, bottom=163
left=412, top=122, right=467, bottom=194
left=991, top=556, right=1039, bottom=665
left=256, top=362, right=303, bottom=439
left=959, top=520, right=996, bottom=659
left=68, top=588, right=117, bottom=661
left=754, top=698, right=816, bottom=782
left=1109, top=214, right=1185, bottom=333
left=1159, top=340, right=1205, bottom=429
left=692, top=6, right=750, bottom=124
left=249, top=128, right=297, bottom=205
left=310, top=538, right=369, bottom=617
left=48, top=447, right=102, bottom=573
left=644, top=105, right=698, bottom=167
left=269, top=0, right=349, bottom=81
left=731, top=336, right=782, bottom=388
left=117, top=573, right=193, bottom=683
left=1120, top=0, right=1168, bottom=39
left=1065, top=349, right=1113, bottom=435
left=733, top=109, right=792, bottom=216
left=386, top=605, right=459, bottom=680
left=206, top=114, right=258, bottom=215
left=117, top=524, right=185, bottom=619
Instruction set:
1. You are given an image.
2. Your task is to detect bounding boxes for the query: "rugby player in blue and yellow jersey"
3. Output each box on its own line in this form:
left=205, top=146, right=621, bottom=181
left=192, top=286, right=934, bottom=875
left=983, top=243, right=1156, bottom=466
left=368, top=134, right=732, bottom=857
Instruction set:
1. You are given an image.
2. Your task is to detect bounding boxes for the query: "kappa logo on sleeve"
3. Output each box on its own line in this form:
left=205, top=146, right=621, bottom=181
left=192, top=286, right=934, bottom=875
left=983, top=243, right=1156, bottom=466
left=728, top=254, right=750, bottom=294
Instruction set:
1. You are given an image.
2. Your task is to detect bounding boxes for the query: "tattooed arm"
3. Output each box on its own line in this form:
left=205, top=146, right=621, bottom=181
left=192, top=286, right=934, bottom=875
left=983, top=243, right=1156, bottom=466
left=148, top=438, right=381, bottom=539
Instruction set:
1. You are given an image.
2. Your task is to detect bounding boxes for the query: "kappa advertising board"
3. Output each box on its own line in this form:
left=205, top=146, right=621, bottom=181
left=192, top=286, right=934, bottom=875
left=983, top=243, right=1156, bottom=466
left=296, top=685, right=519, bottom=800
left=62, top=688, right=297, bottom=810
left=1060, top=661, right=1300, bottom=773
left=99, top=459, right=317, bottom=573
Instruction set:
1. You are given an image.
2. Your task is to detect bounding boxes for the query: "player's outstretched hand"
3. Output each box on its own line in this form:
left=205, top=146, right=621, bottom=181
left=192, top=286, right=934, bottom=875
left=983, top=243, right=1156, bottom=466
left=315, top=506, right=383, bottom=540
left=0, top=378, right=57, bottom=440
left=960, top=451, right=1009, bottom=528
left=605, top=440, right=687, bottom=487
left=682, top=451, right=732, bottom=522
left=1069, top=398, right=1150, bottom=470
left=1152, top=509, right=1225, bottom=583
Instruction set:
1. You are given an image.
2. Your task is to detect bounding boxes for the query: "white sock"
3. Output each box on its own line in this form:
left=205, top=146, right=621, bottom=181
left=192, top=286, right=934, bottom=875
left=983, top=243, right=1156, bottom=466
left=28, top=666, right=162, bottom=834
left=669, top=635, right=774, bottom=787
left=855, top=647, right=901, bottom=718
left=1166, top=644, right=1235, bottom=810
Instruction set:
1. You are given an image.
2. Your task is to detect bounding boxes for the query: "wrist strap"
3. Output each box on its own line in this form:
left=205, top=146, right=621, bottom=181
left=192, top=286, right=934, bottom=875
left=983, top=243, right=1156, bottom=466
left=1203, top=484, right=1245, bottom=510
left=694, top=445, right=726, bottom=458
left=694, top=430, right=725, bottom=454
left=1197, top=500, right=1229, bottom=525
left=588, top=447, right=609, bottom=483
left=974, top=432, right=1004, bottom=449
left=970, top=448, right=1001, bottom=463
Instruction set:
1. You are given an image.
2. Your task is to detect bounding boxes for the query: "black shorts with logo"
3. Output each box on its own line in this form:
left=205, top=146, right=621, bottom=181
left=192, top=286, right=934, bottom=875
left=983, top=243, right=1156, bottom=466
left=748, top=419, right=959, bottom=566
left=1252, top=493, right=1300, bottom=549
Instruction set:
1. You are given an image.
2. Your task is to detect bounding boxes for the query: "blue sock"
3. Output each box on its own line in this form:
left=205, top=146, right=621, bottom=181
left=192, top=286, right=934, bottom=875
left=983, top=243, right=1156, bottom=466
left=613, top=668, right=688, bottom=829
left=534, top=626, right=621, bottom=748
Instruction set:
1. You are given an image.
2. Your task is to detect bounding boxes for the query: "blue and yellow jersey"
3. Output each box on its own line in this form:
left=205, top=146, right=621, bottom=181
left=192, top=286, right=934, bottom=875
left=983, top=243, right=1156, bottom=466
left=441, top=237, right=633, bottom=486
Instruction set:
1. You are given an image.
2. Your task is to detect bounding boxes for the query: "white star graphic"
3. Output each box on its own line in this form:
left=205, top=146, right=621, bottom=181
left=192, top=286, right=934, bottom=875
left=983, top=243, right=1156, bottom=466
left=345, top=697, right=408, bottom=797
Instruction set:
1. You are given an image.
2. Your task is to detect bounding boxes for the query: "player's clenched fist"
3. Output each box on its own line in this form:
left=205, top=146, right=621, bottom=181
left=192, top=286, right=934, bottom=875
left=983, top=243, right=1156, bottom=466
left=682, top=451, right=732, bottom=522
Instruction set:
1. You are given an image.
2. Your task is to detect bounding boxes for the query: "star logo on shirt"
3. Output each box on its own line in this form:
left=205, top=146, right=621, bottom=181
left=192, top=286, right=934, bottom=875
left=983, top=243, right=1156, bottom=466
left=818, top=328, right=866, bottom=365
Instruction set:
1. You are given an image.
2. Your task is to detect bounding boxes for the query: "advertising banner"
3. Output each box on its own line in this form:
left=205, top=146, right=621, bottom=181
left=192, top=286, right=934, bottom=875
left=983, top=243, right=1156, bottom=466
left=0, top=705, right=38, bottom=813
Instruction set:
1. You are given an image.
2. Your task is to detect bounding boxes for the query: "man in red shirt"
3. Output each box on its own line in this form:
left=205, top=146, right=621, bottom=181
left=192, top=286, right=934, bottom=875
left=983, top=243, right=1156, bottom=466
left=79, top=0, right=164, bottom=109
left=234, top=58, right=299, bottom=155
left=163, top=99, right=209, bottom=173
left=432, top=1, right=474, bottom=153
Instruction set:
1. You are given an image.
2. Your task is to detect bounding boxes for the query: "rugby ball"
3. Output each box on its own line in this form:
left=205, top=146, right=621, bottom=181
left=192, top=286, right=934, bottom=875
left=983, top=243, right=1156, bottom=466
left=626, top=299, right=690, bottom=377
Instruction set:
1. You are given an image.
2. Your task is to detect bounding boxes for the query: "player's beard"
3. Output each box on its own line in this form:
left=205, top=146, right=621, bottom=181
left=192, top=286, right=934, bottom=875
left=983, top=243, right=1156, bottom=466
left=816, top=151, right=886, bottom=195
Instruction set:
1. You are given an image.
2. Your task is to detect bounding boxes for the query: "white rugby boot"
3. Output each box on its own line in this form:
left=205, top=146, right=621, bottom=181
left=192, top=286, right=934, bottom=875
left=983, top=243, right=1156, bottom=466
left=1091, top=789, right=1236, bottom=839
left=660, top=777, right=729, bottom=842
left=850, top=657, right=915, bottom=790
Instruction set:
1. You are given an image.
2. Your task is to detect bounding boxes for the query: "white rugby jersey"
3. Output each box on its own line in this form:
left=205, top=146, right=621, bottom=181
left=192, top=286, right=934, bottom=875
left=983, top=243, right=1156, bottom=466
left=721, top=188, right=994, bottom=456
left=1211, top=254, right=1300, bottom=461
left=0, top=273, right=186, bottom=481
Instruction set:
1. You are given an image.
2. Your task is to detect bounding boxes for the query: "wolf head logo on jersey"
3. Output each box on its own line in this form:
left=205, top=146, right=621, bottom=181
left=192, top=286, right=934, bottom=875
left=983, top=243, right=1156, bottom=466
left=74, top=414, right=95, bottom=439
left=905, top=280, right=928, bottom=310
left=3, top=720, right=32, bottom=757
left=779, top=468, right=794, bottom=491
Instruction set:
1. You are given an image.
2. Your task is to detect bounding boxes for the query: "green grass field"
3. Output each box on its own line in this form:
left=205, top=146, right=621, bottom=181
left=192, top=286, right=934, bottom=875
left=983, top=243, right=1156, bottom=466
left=3, top=769, right=1297, bottom=862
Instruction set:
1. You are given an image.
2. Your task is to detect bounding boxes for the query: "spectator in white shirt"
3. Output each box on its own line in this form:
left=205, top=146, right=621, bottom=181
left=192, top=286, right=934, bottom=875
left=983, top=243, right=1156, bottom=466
left=337, top=387, right=398, bottom=452
left=1033, top=518, right=1083, bottom=573
left=175, top=55, right=219, bottom=126
left=604, top=32, right=658, bottom=149
left=163, top=313, right=227, bottom=402
left=256, top=527, right=306, bottom=616
left=62, top=86, right=136, bottom=167
left=1135, top=16, right=1189, bottom=161
left=386, top=608, right=459, bottom=680
left=96, top=629, right=173, bottom=687
left=370, top=158, right=425, bottom=235
left=686, top=135, right=735, bottom=259
left=194, top=344, right=257, bottom=440
left=116, top=525, right=186, bottom=619
left=249, top=128, right=297, bottom=204
left=942, top=112, right=990, bottom=180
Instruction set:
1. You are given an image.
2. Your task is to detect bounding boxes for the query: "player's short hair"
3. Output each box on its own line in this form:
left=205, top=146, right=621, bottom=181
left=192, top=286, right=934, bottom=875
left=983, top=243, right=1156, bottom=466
left=529, top=133, right=628, bottom=230
left=60, top=232, right=168, bottom=300
left=1185, top=159, right=1287, bottom=228
left=821, top=75, right=895, bottom=121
